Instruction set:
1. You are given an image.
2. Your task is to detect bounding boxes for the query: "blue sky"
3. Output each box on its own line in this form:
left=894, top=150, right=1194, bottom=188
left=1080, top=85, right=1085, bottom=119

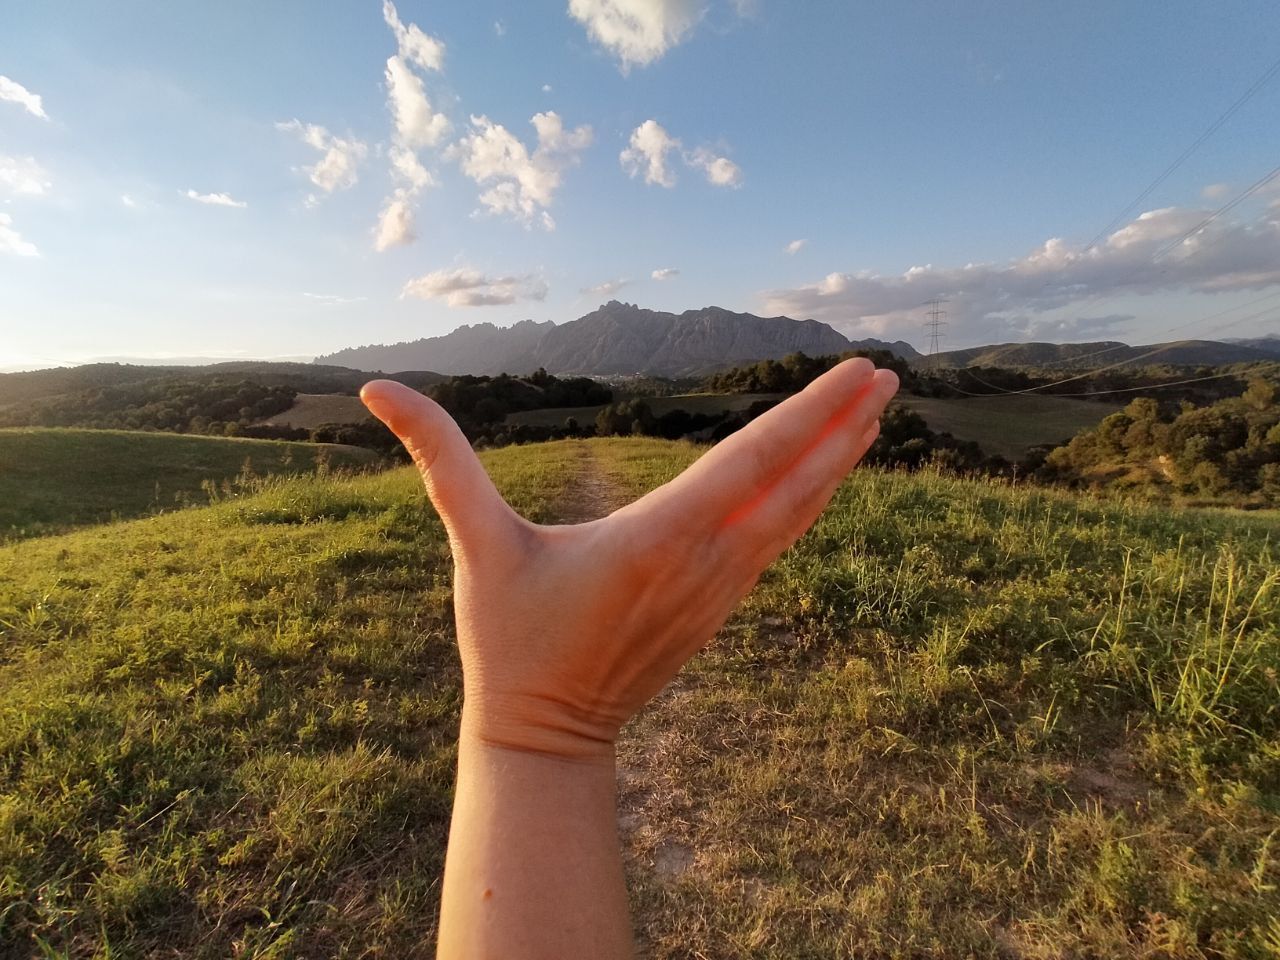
left=2, top=0, right=1279, bottom=370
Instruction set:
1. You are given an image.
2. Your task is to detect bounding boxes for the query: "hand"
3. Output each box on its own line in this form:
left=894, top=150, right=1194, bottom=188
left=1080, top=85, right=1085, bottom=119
left=361, top=358, right=899, bottom=761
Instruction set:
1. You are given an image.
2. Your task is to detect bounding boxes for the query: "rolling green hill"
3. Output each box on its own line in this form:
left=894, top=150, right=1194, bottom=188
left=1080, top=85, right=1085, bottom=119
left=0, top=439, right=1276, bottom=956
left=0, top=428, right=378, bottom=540
left=255, top=393, right=376, bottom=429
left=509, top=392, right=1119, bottom=460
left=894, top=393, right=1122, bottom=459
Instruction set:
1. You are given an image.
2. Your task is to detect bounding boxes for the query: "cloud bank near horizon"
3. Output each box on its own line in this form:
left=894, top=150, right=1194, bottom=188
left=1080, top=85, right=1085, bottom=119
left=763, top=204, right=1280, bottom=342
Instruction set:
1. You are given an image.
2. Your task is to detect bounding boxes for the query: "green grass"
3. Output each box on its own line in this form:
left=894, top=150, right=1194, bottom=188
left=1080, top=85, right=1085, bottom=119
left=895, top=393, right=1122, bottom=460
left=255, top=394, right=374, bottom=430
left=0, top=428, right=378, bottom=541
left=1, top=438, right=1278, bottom=957
left=508, top=392, right=1118, bottom=461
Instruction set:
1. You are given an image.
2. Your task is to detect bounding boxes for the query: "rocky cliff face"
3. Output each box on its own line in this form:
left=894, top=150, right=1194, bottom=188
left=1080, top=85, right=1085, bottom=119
left=315, top=302, right=919, bottom=375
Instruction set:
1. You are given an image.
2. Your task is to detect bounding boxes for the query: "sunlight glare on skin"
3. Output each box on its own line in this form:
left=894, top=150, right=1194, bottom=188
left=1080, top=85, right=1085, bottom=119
left=719, top=382, right=879, bottom=529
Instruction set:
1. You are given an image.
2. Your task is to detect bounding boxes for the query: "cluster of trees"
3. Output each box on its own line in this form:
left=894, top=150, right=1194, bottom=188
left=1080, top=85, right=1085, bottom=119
left=427, top=369, right=611, bottom=433
left=1040, top=378, right=1280, bottom=504
left=591, top=398, right=773, bottom=442
left=703, top=350, right=915, bottom=394
left=0, top=377, right=298, bottom=435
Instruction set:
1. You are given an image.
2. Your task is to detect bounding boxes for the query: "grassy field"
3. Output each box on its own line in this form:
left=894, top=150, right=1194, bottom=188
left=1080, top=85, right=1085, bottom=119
left=256, top=394, right=374, bottom=430
left=508, top=392, right=1119, bottom=460
left=896, top=393, right=1122, bottom=460
left=1, top=438, right=1277, bottom=957
left=0, top=428, right=377, bottom=541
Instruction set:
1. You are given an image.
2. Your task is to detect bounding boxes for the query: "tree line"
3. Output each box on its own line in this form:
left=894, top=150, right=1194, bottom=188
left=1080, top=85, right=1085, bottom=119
left=1038, top=377, right=1280, bottom=506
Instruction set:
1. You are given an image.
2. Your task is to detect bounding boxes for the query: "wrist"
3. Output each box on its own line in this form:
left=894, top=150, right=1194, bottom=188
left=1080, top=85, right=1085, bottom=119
left=460, top=696, right=620, bottom=766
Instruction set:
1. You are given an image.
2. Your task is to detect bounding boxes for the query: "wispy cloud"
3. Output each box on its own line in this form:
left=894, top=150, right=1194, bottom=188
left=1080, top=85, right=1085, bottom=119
left=687, top=146, right=742, bottom=188
left=0, top=212, right=38, bottom=257
left=276, top=120, right=368, bottom=202
left=402, top=267, right=549, bottom=307
left=375, top=1, right=448, bottom=251
left=0, top=155, right=51, bottom=197
left=0, top=76, right=47, bottom=120
left=582, top=278, right=630, bottom=297
left=184, top=189, right=247, bottom=208
left=303, top=292, right=368, bottom=305
left=785, top=238, right=807, bottom=255
left=651, top=267, right=680, bottom=280
left=763, top=204, right=1280, bottom=343
left=383, top=0, right=445, bottom=72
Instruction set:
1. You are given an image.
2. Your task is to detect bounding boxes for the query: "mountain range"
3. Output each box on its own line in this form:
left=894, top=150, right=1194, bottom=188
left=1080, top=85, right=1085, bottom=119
left=916, top=338, right=1279, bottom=370
left=315, top=302, right=920, bottom=377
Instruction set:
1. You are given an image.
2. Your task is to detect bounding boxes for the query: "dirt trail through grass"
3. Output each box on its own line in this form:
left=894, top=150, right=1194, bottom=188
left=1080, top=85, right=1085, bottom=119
left=548, top=442, right=628, bottom=522
left=544, top=444, right=702, bottom=909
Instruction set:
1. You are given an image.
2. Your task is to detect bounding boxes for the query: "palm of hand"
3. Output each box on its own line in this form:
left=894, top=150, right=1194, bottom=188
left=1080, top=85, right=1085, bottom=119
left=362, top=359, right=899, bottom=759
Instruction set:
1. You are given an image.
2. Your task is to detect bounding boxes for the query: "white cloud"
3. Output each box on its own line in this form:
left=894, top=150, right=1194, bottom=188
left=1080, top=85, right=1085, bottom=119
left=621, top=120, right=743, bottom=188
left=494, top=19, right=506, bottom=36
left=0, top=212, right=38, bottom=257
left=402, top=267, right=549, bottom=307
left=382, top=0, right=445, bottom=72
left=385, top=55, right=451, bottom=149
left=121, top=194, right=137, bottom=208
left=763, top=204, right=1280, bottom=343
left=688, top=146, right=742, bottom=187
left=0, top=155, right=51, bottom=197
left=786, top=238, right=807, bottom=255
left=276, top=120, right=368, bottom=198
left=374, top=194, right=417, bottom=251
left=184, top=189, right=247, bottom=208
left=0, top=76, right=47, bottom=120
left=375, top=2, right=448, bottom=251
left=651, top=267, right=679, bottom=280
left=373, top=148, right=436, bottom=252
left=1202, top=182, right=1230, bottom=201
left=582, top=278, right=630, bottom=297
left=303, top=292, right=367, bottom=305
left=389, top=145, right=434, bottom=191
left=452, top=111, right=592, bottom=229
left=568, top=0, right=706, bottom=71
left=620, top=119, right=681, bottom=187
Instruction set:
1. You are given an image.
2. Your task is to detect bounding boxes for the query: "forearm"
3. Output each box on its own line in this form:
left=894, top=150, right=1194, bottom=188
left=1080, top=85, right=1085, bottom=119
left=436, top=721, right=633, bottom=959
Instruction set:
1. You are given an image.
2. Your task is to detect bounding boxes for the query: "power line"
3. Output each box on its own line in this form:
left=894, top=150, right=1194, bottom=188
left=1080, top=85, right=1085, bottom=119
left=1024, top=289, right=1280, bottom=370
left=1082, top=53, right=1280, bottom=254
left=945, top=302, right=1279, bottom=397
left=1152, top=162, right=1280, bottom=260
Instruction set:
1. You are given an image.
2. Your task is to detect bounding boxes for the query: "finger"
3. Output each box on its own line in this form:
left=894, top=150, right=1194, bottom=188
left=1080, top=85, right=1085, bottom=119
left=636, top=359, right=896, bottom=532
left=360, top=379, right=516, bottom=549
left=731, top=413, right=882, bottom=570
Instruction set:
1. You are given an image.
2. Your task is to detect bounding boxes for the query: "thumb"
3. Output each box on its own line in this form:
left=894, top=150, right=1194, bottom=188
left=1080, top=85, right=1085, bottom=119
left=360, top=379, right=514, bottom=548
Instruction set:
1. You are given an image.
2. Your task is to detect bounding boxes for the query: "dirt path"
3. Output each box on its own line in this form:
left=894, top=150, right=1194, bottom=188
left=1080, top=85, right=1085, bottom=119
left=548, top=443, right=628, bottom=523
left=545, top=445, right=699, bottom=928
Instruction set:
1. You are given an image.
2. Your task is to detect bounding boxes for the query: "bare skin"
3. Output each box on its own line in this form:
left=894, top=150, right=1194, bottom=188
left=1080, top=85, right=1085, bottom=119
left=360, top=357, right=900, bottom=960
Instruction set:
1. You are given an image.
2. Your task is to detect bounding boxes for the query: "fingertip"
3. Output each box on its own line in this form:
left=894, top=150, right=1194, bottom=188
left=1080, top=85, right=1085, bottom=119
left=872, top=368, right=900, bottom=397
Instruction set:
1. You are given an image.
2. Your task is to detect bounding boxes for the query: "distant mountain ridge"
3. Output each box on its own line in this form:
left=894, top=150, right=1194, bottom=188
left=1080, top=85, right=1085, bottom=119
left=315, top=302, right=921, bottom=376
left=915, top=339, right=1278, bottom=370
